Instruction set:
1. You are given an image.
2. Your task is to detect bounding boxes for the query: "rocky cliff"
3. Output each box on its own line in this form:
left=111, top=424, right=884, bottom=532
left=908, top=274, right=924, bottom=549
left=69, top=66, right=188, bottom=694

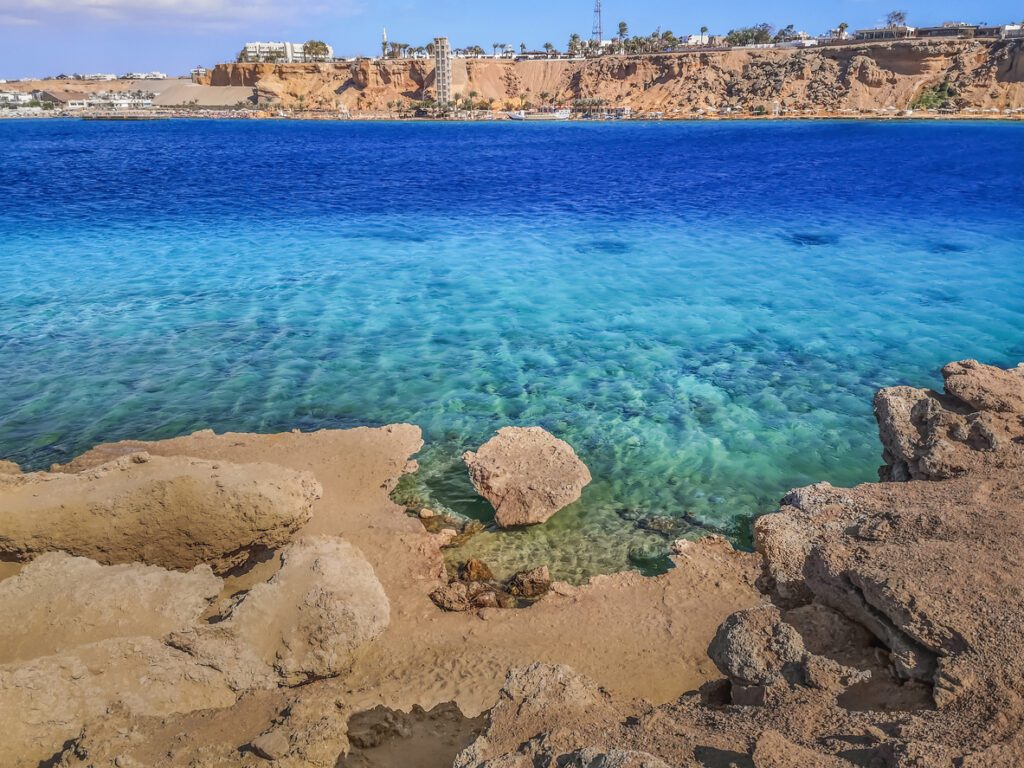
left=203, top=39, right=1024, bottom=114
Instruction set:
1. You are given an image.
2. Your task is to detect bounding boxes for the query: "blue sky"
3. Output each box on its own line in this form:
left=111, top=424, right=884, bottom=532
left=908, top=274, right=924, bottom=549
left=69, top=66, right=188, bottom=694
left=1, top=1, right=1021, bottom=78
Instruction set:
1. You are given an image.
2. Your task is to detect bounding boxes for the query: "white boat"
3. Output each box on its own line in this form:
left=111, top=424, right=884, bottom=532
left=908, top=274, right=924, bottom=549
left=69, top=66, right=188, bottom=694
left=507, top=108, right=572, bottom=121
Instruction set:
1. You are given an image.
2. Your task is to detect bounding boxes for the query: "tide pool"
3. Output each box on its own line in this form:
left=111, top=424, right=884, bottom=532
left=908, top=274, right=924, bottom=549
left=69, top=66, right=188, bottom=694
left=1, top=119, right=1022, bottom=580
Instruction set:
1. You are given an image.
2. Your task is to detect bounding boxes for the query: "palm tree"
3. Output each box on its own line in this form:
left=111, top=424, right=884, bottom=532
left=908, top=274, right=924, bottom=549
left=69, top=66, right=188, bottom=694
left=700, top=26, right=709, bottom=45
left=568, top=33, right=582, bottom=56
left=837, top=22, right=849, bottom=40
left=520, top=42, right=527, bottom=54
left=543, top=42, right=555, bottom=57
left=618, top=21, right=629, bottom=40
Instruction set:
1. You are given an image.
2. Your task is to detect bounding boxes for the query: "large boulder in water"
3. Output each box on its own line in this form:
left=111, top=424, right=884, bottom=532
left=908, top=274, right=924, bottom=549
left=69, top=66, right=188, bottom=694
left=463, top=427, right=591, bottom=528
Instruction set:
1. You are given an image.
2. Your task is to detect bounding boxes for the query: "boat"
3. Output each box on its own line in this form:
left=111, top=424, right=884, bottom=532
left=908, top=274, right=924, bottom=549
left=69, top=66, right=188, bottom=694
left=507, top=108, right=572, bottom=121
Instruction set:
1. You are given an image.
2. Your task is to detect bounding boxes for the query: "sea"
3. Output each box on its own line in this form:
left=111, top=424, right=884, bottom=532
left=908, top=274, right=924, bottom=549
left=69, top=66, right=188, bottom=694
left=2, top=118, right=1022, bottom=580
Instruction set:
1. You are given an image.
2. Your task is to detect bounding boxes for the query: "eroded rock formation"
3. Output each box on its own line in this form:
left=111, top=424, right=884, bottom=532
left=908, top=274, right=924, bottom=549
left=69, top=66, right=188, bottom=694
left=0, top=452, right=320, bottom=573
left=169, top=536, right=390, bottom=689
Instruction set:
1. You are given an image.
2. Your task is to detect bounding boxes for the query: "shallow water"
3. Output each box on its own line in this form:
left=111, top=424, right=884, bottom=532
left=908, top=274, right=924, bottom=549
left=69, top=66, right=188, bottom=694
left=2, top=119, right=1022, bottom=580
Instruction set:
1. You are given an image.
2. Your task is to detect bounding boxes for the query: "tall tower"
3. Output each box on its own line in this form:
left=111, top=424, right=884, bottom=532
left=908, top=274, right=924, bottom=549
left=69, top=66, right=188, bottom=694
left=592, top=0, right=603, bottom=43
left=381, top=27, right=388, bottom=59
left=433, top=37, right=452, bottom=105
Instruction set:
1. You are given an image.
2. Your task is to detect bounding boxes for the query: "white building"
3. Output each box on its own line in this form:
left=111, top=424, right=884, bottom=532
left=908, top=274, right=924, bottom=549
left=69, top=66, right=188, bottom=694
left=241, top=42, right=334, bottom=63
left=82, top=73, right=118, bottom=81
left=0, top=91, right=33, bottom=105
left=124, top=72, right=168, bottom=80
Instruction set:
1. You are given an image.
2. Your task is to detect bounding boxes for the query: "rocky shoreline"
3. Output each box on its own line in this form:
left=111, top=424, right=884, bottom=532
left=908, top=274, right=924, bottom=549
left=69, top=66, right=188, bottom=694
left=0, top=359, right=1021, bottom=766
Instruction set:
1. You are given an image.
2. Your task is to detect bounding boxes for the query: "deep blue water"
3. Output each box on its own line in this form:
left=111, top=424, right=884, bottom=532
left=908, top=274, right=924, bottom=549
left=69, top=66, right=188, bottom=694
left=2, top=119, right=1023, bottom=579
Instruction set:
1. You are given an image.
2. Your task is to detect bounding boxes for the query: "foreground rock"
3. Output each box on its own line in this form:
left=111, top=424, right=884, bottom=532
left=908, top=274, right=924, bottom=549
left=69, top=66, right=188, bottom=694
left=170, top=536, right=389, bottom=688
left=463, top=427, right=591, bottom=527
left=0, top=552, right=220, bottom=664
left=0, top=452, right=320, bottom=573
left=0, top=637, right=236, bottom=767
left=873, top=359, right=1024, bottom=481
left=455, top=359, right=1024, bottom=766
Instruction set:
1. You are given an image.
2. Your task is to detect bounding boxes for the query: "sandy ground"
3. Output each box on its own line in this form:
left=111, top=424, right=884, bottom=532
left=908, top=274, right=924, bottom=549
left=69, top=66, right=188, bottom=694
left=53, top=425, right=762, bottom=717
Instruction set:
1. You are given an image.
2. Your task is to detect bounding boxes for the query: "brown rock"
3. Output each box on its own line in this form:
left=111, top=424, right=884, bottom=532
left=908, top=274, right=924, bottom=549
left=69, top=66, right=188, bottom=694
left=507, top=566, right=552, bottom=599
left=0, top=453, right=320, bottom=573
left=430, top=581, right=470, bottom=612
left=169, top=536, right=389, bottom=688
left=0, top=459, right=20, bottom=475
left=752, top=730, right=854, bottom=767
left=249, top=729, right=291, bottom=761
left=463, top=427, right=591, bottom=527
left=0, top=552, right=221, bottom=664
left=461, top=558, right=495, bottom=582
left=0, top=638, right=235, bottom=768
left=942, top=359, right=1024, bottom=414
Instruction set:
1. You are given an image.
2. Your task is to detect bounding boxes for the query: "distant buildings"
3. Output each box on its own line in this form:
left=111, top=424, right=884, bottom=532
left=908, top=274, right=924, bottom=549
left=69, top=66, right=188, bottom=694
left=124, top=72, right=167, bottom=80
left=240, top=42, right=334, bottom=63
left=191, top=66, right=208, bottom=83
left=855, top=22, right=1022, bottom=41
left=855, top=25, right=916, bottom=41
left=433, top=37, right=452, bottom=105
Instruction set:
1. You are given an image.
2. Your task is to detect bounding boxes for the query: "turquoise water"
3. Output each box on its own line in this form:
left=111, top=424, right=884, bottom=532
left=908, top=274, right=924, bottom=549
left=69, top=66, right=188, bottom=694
left=2, top=119, right=1022, bottom=579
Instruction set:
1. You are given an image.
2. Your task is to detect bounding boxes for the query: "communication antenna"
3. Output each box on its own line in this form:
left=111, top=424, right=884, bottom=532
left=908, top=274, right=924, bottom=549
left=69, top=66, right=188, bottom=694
left=592, top=0, right=603, bottom=43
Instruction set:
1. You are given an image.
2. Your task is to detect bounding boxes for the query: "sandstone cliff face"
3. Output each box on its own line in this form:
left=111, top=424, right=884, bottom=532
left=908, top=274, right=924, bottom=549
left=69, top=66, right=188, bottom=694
left=203, top=40, right=1024, bottom=113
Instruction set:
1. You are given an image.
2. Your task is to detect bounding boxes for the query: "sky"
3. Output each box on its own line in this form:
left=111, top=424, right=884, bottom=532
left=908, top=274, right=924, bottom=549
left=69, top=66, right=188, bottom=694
left=0, top=1, right=1021, bottom=78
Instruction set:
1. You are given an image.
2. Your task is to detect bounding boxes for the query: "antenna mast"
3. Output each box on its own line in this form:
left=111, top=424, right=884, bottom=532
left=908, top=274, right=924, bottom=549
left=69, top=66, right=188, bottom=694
left=592, top=0, right=602, bottom=43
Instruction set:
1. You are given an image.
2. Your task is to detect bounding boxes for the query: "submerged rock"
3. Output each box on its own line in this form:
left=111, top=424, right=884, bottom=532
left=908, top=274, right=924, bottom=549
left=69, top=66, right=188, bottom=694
left=463, top=427, right=591, bottom=527
left=460, top=558, right=495, bottom=582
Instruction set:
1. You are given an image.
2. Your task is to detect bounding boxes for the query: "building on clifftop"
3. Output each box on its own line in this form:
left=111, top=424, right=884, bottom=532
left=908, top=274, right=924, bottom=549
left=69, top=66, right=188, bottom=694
left=433, top=37, right=452, bottom=106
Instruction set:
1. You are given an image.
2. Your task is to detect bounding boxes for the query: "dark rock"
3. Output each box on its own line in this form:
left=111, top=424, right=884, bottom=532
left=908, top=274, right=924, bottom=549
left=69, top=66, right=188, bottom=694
left=507, top=566, right=551, bottom=599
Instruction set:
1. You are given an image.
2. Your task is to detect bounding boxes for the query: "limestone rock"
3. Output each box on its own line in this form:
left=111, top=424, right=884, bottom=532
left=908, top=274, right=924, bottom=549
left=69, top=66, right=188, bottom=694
left=0, top=638, right=235, bottom=768
left=708, top=605, right=808, bottom=689
left=941, top=359, right=1024, bottom=414
left=249, top=729, right=291, bottom=761
left=455, top=664, right=626, bottom=768
left=169, top=536, right=389, bottom=689
left=752, top=730, right=855, bottom=767
left=873, top=360, right=1024, bottom=482
left=0, top=552, right=221, bottom=664
left=0, top=453, right=320, bottom=573
left=463, top=427, right=591, bottom=527
left=558, top=748, right=672, bottom=768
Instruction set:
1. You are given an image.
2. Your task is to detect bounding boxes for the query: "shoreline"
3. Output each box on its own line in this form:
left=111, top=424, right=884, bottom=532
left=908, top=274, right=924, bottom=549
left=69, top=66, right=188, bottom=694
left=1, top=359, right=1023, bottom=765
left=3, top=112, right=1023, bottom=123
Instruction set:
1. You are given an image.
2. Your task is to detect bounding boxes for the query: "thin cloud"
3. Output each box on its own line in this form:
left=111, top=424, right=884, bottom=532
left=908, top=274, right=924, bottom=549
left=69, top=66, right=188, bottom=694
left=0, top=11, right=37, bottom=24
left=0, top=0, right=359, bottom=25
